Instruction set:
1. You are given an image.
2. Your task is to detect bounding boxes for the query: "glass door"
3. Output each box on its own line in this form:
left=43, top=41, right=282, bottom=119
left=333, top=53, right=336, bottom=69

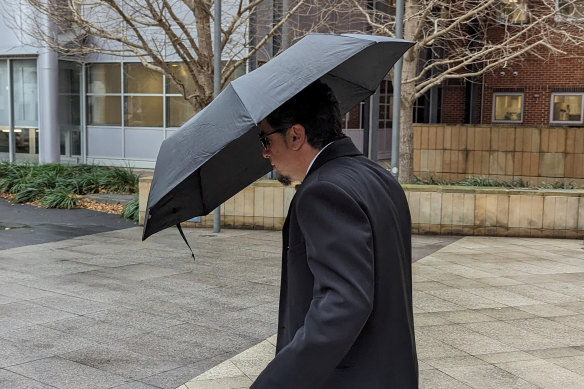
left=12, top=59, right=38, bottom=162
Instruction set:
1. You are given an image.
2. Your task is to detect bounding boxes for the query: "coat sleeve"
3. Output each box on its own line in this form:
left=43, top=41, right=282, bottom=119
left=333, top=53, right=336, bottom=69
left=251, top=180, right=374, bottom=388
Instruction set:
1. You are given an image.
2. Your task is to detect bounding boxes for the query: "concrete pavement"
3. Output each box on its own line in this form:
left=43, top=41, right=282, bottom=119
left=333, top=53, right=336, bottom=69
left=0, top=198, right=135, bottom=250
left=183, top=236, right=584, bottom=389
left=1, top=199, right=584, bottom=388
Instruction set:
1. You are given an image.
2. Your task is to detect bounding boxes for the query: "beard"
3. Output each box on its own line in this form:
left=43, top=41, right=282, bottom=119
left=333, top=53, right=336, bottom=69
left=276, top=173, right=292, bottom=186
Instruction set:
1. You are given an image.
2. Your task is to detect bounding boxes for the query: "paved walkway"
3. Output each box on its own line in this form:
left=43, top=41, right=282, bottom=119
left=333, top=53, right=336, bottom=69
left=1, top=200, right=583, bottom=388
left=182, top=236, right=584, bottom=389
left=0, top=198, right=135, bottom=250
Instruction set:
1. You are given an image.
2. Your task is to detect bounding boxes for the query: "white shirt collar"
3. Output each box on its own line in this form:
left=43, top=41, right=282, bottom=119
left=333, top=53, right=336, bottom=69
left=306, top=141, right=333, bottom=175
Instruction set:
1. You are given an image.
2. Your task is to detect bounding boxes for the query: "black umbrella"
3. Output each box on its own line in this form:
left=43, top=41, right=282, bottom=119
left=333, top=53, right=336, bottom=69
left=142, top=33, right=414, bottom=240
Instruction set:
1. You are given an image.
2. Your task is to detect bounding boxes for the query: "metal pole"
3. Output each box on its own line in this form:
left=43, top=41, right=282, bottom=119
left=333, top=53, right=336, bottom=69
left=282, top=0, right=290, bottom=50
left=81, top=63, right=87, bottom=164
left=362, top=99, right=370, bottom=157
left=272, top=0, right=282, bottom=56
left=391, top=0, right=404, bottom=177
left=8, top=59, right=14, bottom=163
left=429, top=49, right=438, bottom=123
left=369, top=87, right=380, bottom=162
left=213, top=0, right=221, bottom=233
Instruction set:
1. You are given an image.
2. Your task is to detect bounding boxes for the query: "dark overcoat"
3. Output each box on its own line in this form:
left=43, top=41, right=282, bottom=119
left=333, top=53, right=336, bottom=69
left=252, top=137, right=418, bottom=388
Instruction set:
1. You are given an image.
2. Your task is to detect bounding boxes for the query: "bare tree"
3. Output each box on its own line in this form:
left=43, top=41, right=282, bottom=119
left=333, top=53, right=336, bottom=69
left=4, top=0, right=306, bottom=111
left=338, top=0, right=584, bottom=183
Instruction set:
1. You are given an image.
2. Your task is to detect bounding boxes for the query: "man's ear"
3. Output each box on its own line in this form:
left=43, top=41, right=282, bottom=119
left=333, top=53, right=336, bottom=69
left=289, top=124, right=306, bottom=150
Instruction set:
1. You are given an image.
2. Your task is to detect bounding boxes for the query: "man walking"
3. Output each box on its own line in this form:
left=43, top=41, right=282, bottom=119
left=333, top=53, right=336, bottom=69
left=252, top=80, right=418, bottom=388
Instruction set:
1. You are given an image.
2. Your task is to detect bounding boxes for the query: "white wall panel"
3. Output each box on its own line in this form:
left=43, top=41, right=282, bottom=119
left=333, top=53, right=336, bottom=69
left=87, top=126, right=123, bottom=158
left=124, top=128, right=163, bottom=160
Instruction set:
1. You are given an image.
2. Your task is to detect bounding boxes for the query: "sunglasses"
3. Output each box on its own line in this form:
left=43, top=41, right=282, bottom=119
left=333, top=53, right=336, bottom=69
left=258, top=126, right=289, bottom=150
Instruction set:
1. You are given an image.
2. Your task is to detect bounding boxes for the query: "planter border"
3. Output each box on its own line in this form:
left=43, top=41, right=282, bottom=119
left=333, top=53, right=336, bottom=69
left=139, top=177, right=584, bottom=238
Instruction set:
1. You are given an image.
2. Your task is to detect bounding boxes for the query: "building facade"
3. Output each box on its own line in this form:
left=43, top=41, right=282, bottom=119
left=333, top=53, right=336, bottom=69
left=0, top=1, right=246, bottom=168
left=440, top=0, right=584, bottom=128
left=3, top=1, right=583, bottom=168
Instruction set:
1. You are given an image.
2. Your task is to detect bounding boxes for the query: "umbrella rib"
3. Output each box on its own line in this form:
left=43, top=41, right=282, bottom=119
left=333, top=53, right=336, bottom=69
left=324, top=72, right=376, bottom=96
left=196, top=168, right=207, bottom=214
left=229, top=84, right=258, bottom=127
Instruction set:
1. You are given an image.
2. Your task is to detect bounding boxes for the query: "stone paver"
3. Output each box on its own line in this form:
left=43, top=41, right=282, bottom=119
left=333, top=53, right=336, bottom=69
left=2, top=199, right=584, bottom=388
left=181, top=236, right=584, bottom=389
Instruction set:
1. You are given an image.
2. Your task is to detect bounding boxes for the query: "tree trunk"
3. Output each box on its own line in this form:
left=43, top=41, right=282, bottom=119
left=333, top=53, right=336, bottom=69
left=398, top=86, right=416, bottom=184
left=398, top=0, right=420, bottom=184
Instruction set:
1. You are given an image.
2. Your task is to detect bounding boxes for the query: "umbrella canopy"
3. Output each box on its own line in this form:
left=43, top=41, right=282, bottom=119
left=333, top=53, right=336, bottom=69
left=143, top=33, right=414, bottom=240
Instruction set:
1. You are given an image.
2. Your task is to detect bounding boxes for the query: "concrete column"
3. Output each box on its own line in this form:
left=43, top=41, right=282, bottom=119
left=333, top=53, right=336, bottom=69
left=38, top=47, right=60, bottom=163
left=37, top=5, right=60, bottom=164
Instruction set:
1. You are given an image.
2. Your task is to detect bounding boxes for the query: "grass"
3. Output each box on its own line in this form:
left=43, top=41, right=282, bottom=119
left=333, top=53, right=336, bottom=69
left=0, top=162, right=140, bottom=219
left=122, top=196, right=140, bottom=222
left=415, top=175, right=576, bottom=189
left=40, top=188, right=80, bottom=209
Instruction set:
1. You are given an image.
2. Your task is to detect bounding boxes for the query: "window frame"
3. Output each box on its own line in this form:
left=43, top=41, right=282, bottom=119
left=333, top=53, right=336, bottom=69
left=86, top=63, right=122, bottom=126
left=549, top=92, right=584, bottom=125
left=492, top=92, right=524, bottom=124
left=498, top=0, right=529, bottom=25
left=123, top=63, right=164, bottom=128
left=379, top=79, right=393, bottom=129
left=165, top=62, right=197, bottom=128
left=555, top=0, right=584, bottom=21
left=86, top=61, right=201, bottom=130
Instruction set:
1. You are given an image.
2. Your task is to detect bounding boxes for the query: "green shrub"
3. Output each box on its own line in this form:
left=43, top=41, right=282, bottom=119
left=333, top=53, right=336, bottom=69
left=39, top=188, right=80, bottom=209
left=122, top=196, right=139, bottom=222
left=0, top=162, right=140, bottom=214
left=457, top=176, right=527, bottom=188
left=0, top=163, right=29, bottom=193
left=416, top=176, right=531, bottom=188
left=12, top=185, right=46, bottom=203
left=539, top=181, right=576, bottom=189
left=99, top=167, right=139, bottom=193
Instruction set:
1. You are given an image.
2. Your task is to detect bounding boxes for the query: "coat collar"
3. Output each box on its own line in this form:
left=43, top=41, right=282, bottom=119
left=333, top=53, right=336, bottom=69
left=304, top=137, right=362, bottom=181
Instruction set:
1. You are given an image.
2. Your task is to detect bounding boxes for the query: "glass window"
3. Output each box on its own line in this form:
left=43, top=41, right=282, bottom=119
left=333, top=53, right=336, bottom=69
left=12, top=60, right=38, bottom=128
left=59, top=94, right=81, bottom=127
left=0, top=61, right=8, bottom=127
left=550, top=93, right=583, bottom=124
left=499, top=0, right=529, bottom=23
left=88, top=96, right=122, bottom=125
left=124, top=63, right=163, bottom=94
left=225, top=63, right=246, bottom=84
left=0, top=60, right=8, bottom=154
left=557, top=0, right=584, bottom=19
left=59, top=61, right=82, bottom=156
left=87, top=63, right=120, bottom=93
left=378, top=80, right=393, bottom=129
left=87, top=63, right=122, bottom=126
left=493, top=93, right=523, bottom=122
left=166, top=63, right=198, bottom=95
left=166, top=96, right=197, bottom=127
left=15, top=128, right=39, bottom=155
left=0, top=130, right=8, bottom=153
left=59, top=61, right=80, bottom=94
left=59, top=63, right=81, bottom=127
left=125, top=96, right=163, bottom=127
left=123, top=63, right=163, bottom=127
